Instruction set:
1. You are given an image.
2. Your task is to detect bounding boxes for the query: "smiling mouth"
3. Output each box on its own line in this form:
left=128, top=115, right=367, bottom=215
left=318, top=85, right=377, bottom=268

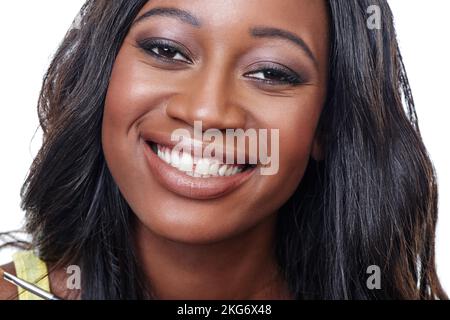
left=147, top=141, right=256, bottom=179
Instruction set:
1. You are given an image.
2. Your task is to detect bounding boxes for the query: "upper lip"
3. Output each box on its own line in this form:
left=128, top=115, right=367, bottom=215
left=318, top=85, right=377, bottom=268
left=141, top=129, right=254, bottom=166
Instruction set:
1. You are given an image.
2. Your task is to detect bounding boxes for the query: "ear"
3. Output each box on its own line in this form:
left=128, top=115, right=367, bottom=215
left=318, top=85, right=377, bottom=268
left=311, top=132, right=324, bottom=161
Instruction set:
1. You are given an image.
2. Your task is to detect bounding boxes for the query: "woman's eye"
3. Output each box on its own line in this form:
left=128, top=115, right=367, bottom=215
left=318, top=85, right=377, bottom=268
left=150, top=45, right=190, bottom=63
left=244, top=68, right=302, bottom=86
left=137, top=39, right=192, bottom=64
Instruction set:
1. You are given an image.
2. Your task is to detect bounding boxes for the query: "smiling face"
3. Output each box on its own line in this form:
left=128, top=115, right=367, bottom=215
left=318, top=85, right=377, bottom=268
left=102, top=0, right=329, bottom=244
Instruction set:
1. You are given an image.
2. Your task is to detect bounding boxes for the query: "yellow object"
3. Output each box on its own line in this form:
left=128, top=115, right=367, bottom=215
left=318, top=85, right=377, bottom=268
left=12, top=250, right=50, bottom=300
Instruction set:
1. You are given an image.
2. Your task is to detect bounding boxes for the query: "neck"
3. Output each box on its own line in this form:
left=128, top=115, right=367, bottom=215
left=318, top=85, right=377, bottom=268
left=134, top=214, right=291, bottom=300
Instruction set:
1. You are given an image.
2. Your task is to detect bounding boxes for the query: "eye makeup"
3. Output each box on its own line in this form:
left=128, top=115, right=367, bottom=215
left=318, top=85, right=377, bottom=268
left=135, top=36, right=310, bottom=87
left=243, top=61, right=306, bottom=86
left=136, top=37, right=194, bottom=64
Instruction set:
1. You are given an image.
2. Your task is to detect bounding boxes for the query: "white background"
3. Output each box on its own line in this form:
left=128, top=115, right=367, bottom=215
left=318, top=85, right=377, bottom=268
left=0, top=1, right=449, bottom=293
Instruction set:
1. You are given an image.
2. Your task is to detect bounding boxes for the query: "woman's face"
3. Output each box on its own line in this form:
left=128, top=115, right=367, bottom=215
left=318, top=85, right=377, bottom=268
left=102, top=0, right=329, bottom=244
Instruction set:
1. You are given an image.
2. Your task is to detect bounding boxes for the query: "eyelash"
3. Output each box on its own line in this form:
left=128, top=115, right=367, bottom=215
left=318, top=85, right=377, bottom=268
left=137, top=38, right=304, bottom=86
left=243, top=64, right=303, bottom=86
left=137, top=38, right=193, bottom=64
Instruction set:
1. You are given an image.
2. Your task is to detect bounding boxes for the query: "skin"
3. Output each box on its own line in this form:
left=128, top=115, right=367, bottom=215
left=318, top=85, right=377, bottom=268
left=1, top=0, right=329, bottom=299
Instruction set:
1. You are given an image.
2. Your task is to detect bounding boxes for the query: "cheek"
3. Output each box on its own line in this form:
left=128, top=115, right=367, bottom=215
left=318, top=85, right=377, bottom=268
left=101, top=49, right=161, bottom=201
left=260, top=97, right=324, bottom=202
left=281, top=110, right=319, bottom=173
left=102, top=47, right=174, bottom=168
left=103, top=54, right=165, bottom=130
left=257, top=96, right=323, bottom=177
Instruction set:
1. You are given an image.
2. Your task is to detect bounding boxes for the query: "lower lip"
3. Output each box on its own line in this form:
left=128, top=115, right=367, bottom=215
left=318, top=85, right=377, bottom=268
left=143, top=140, right=256, bottom=200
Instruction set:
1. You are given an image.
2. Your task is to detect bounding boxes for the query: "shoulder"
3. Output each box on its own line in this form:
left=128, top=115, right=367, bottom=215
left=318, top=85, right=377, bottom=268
left=0, top=262, right=18, bottom=300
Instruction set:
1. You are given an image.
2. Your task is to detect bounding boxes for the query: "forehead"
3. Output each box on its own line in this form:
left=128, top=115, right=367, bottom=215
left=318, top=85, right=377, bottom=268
left=135, top=0, right=329, bottom=63
left=138, top=0, right=328, bottom=24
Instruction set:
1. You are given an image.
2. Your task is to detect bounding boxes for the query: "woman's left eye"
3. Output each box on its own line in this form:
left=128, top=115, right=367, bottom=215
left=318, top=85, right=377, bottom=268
left=137, top=39, right=192, bottom=64
left=244, top=66, right=303, bottom=86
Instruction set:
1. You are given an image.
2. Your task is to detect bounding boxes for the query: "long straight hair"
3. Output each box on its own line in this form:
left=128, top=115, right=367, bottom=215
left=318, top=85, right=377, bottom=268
left=20, top=0, right=447, bottom=299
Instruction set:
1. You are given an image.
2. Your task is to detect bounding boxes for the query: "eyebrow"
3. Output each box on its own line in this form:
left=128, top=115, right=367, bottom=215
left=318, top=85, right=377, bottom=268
left=250, top=26, right=318, bottom=67
left=133, top=7, right=201, bottom=28
left=133, top=7, right=318, bottom=67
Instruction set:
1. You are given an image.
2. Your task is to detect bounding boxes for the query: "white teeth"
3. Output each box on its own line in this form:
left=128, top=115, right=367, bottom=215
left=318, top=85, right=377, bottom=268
left=218, top=165, right=228, bottom=176
left=171, top=149, right=180, bottom=168
left=195, top=159, right=210, bottom=175
left=155, top=143, right=246, bottom=178
left=208, top=163, right=220, bottom=176
left=164, top=149, right=171, bottom=164
left=225, top=166, right=234, bottom=177
left=179, top=152, right=193, bottom=172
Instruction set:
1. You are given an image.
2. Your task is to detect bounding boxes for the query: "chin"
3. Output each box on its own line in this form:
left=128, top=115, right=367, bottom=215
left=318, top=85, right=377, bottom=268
left=134, top=201, right=265, bottom=245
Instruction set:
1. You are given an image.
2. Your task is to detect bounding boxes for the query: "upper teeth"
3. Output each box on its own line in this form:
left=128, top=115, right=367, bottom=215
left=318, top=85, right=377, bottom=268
left=156, top=144, right=243, bottom=178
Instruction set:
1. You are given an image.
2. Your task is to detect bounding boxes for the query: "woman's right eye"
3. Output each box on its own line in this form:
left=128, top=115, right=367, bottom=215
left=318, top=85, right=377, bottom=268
left=137, top=39, right=192, bottom=64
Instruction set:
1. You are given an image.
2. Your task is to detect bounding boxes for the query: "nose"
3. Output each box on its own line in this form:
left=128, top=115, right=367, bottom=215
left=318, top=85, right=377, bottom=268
left=166, top=65, right=246, bottom=131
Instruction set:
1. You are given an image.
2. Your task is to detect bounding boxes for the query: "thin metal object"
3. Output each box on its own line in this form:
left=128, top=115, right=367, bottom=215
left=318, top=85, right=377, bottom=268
left=1, top=268, right=61, bottom=300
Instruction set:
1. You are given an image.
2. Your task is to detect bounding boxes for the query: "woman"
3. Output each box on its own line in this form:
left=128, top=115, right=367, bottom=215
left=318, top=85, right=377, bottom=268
left=0, top=0, right=447, bottom=300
